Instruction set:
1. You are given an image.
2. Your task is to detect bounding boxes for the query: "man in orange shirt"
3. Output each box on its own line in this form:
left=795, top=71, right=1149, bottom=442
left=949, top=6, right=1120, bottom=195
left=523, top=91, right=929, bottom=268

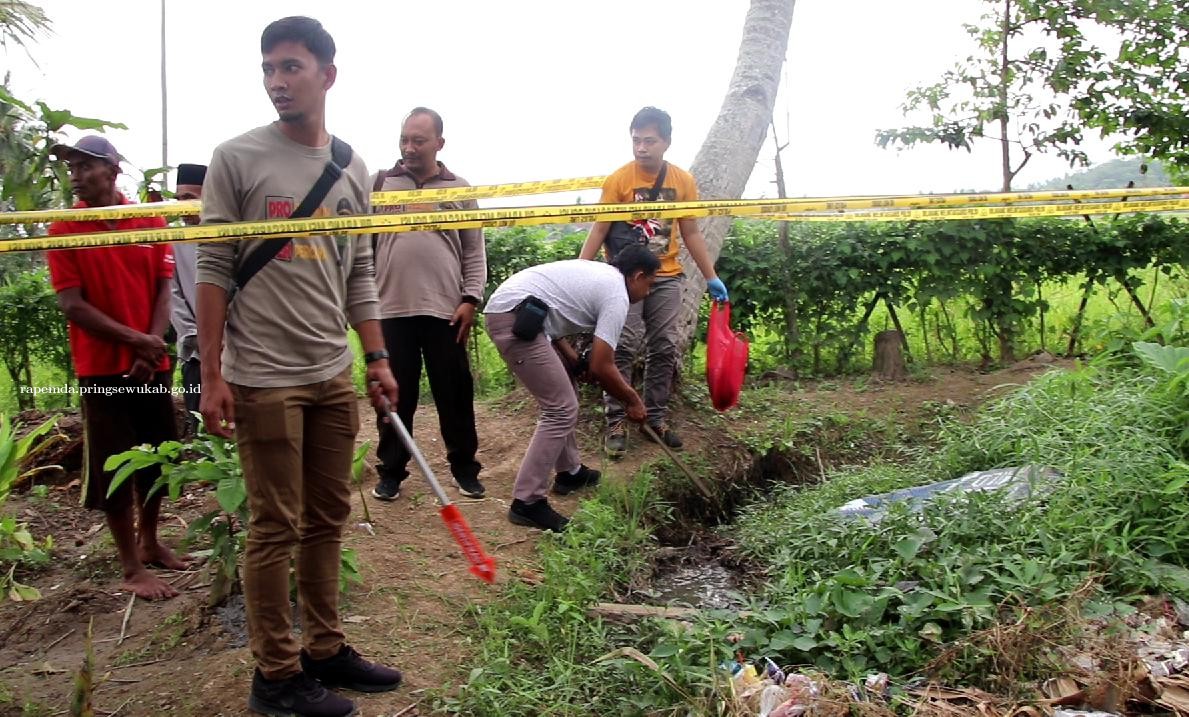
left=579, top=107, right=728, bottom=457
left=46, top=135, right=185, bottom=601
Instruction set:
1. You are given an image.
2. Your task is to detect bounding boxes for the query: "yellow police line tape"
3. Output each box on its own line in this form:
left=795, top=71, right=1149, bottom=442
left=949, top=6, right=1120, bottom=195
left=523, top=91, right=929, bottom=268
left=772, top=198, right=1189, bottom=222
left=2, top=195, right=1186, bottom=254
left=0, top=176, right=610, bottom=224
left=371, top=175, right=607, bottom=205
left=0, top=183, right=1184, bottom=225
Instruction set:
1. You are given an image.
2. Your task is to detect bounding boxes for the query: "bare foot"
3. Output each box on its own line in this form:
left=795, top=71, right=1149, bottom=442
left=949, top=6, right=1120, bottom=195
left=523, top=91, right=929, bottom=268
left=138, top=541, right=191, bottom=571
left=121, top=568, right=180, bottom=601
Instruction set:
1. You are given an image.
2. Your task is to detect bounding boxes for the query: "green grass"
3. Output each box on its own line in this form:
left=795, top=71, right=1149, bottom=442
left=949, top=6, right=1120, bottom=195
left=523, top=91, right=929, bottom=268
left=435, top=470, right=668, bottom=716
left=725, top=352, right=1189, bottom=683
left=868, top=266, right=1189, bottom=364
left=441, top=334, right=1188, bottom=712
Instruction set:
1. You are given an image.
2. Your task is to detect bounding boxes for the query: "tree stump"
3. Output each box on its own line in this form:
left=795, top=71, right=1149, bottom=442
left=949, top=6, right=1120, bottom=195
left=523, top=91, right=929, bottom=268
left=873, top=330, right=908, bottom=381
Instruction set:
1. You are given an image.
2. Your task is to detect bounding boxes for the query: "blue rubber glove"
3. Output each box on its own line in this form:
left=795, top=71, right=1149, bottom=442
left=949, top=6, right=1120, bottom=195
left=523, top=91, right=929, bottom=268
left=706, top=277, right=729, bottom=302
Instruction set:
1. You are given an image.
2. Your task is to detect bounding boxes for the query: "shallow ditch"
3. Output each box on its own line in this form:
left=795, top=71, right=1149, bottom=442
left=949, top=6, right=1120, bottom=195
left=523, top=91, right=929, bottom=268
left=653, top=444, right=819, bottom=543
left=636, top=444, right=819, bottom=611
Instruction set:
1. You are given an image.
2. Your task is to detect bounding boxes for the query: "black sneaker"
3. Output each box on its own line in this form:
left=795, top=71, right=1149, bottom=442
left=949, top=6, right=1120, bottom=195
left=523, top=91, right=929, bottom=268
left=371, top=476, right=401, bottom=501
left=453, top=474, right=486, bottom=499
left=508, top=498, right=570, bottom=532
left=641, top=422, right=683, bottom=449
left=248, top=668, right=355, bottom=717
left=300, top=644, right=402, bottom=694
left=552, top=465, right=601, bottom=496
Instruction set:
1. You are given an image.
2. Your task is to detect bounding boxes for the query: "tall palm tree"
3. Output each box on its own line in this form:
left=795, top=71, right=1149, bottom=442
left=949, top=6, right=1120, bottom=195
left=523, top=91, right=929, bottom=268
left=0, top=0, right=51, bottom=57
left=674, top=0, right=798, bottom=351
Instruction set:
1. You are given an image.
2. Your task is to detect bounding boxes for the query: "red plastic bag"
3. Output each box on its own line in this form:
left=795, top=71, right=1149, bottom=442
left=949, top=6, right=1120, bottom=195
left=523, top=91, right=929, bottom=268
left=706, top=301, right=749, bottom=411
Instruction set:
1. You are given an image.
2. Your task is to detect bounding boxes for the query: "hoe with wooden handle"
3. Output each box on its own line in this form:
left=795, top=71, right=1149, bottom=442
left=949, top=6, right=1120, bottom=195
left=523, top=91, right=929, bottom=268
left=640, top=423, right=715, bottom=500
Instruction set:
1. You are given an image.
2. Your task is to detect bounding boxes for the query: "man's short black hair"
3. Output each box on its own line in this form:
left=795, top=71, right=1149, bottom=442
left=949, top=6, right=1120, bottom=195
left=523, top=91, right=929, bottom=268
left=630, top=106, right=672, bottom=143
left=610, top=244, right=661, bottom=278
left=261, top=16, right=336, bottom=65
left=406, top=107, right=444, bottom=137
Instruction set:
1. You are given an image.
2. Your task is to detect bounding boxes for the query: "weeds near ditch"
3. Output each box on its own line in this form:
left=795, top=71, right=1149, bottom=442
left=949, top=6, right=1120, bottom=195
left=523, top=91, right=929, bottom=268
left=436, top=470, right=662, bottom=716
left=439, top=341, right=1189, bottom=714
left=726, top=350, right=1188, bottom=682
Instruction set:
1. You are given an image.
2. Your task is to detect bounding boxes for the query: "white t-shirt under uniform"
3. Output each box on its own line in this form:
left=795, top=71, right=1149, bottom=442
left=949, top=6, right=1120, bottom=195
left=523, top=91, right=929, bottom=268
left=485, top=259, right=630, bottom=349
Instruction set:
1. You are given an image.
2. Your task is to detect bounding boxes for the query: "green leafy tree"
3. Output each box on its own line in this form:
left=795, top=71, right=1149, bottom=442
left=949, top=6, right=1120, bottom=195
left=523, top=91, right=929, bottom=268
left=0, top=84, right=127, bottom=402
left=1055, top=0, right=1189, bottom=174
left=874, top=0, right=1187, bottom=359
left=876, top=0, right=1189, bottom=190
left=0, top=85, right=127, bottom=224
left=876, top=0, right=1082, bottom=193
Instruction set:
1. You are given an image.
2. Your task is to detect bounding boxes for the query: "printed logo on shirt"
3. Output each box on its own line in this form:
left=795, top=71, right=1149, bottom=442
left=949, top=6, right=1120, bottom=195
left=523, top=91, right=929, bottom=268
left=266, top=196, right=297, bottom=261
left=266, top=195, right=295, bottom=219
left=293, top=244, right=327, bottom=260
left=631, top=186, right=678, bottom=255
left=291, top=208, right=333, bottom=262
left=271, top=206, right=347, bottom=264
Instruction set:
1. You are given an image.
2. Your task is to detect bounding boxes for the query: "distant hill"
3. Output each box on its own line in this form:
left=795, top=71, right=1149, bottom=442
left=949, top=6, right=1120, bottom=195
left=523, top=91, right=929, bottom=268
left=1027, top=158, right=1171, bottom=191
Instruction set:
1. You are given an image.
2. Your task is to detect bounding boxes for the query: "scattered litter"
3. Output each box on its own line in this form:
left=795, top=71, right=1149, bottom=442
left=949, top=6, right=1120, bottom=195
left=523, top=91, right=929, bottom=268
left=356, top=522, right=376, bottom=536
left=1043, top=676, right=1082, bottom=700
left=758, top=683, right=790, bottom=716
left=762, top=657, right=785, bottom=685
left=721, top=657, right=820, bottom=717
left=769, top=673, right=819, bottom=717
left=1132, top=609, right=1189, bottom=715
left=864, top=672, right=889, bottom=699
left=836, top=465, right=1062, bottom=522
left=732, top=661, right=762, bottom=691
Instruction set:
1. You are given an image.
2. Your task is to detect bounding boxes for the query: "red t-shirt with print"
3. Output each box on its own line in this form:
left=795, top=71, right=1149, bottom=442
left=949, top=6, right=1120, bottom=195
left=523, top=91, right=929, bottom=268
left=46, top=196, right=173, bottom=377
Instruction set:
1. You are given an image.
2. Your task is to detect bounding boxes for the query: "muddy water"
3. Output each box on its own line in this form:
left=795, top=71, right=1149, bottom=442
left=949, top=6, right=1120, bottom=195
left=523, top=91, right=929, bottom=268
left=648, top=561, right=747, bottom=610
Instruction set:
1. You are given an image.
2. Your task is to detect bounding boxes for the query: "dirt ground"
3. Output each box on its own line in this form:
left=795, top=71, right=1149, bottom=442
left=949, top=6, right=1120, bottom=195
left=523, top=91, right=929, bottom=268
left=0, top=358, right=1069, bottom=716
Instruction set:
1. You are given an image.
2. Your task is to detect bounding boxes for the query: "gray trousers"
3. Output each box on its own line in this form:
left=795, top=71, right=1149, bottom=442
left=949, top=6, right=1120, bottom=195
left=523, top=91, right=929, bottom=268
left=486, top=312, right=581, bottom=503
left=605, top=276, right=683, bottom=426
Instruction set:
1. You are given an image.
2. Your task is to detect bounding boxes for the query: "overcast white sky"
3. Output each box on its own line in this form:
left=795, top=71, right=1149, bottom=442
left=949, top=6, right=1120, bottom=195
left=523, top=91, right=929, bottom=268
left=7, top=0, right=1116, bottom=205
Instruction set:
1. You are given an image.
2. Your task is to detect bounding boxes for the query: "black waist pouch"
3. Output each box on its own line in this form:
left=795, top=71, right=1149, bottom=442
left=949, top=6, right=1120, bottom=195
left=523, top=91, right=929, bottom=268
left=512, top=295, right=550, bottom=340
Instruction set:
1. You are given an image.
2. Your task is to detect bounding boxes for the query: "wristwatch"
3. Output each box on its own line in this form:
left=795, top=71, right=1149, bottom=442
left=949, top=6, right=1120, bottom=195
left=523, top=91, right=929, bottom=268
left=460, top=295, right=479, bottom=306
left=363, top=349, right=389, bottom=364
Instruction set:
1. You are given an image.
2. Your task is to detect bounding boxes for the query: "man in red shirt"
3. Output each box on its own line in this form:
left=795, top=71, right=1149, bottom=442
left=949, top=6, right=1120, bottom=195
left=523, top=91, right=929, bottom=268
left=46, top=135, right=186, bottom=601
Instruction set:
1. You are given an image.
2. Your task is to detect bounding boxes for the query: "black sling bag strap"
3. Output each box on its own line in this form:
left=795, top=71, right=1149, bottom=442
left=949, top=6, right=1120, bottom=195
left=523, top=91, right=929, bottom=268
left=234, top=136, right=354, bottom=292
left=604, top=161, right=668, bottom=259
left=647, top=161, right=668, bottom=201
